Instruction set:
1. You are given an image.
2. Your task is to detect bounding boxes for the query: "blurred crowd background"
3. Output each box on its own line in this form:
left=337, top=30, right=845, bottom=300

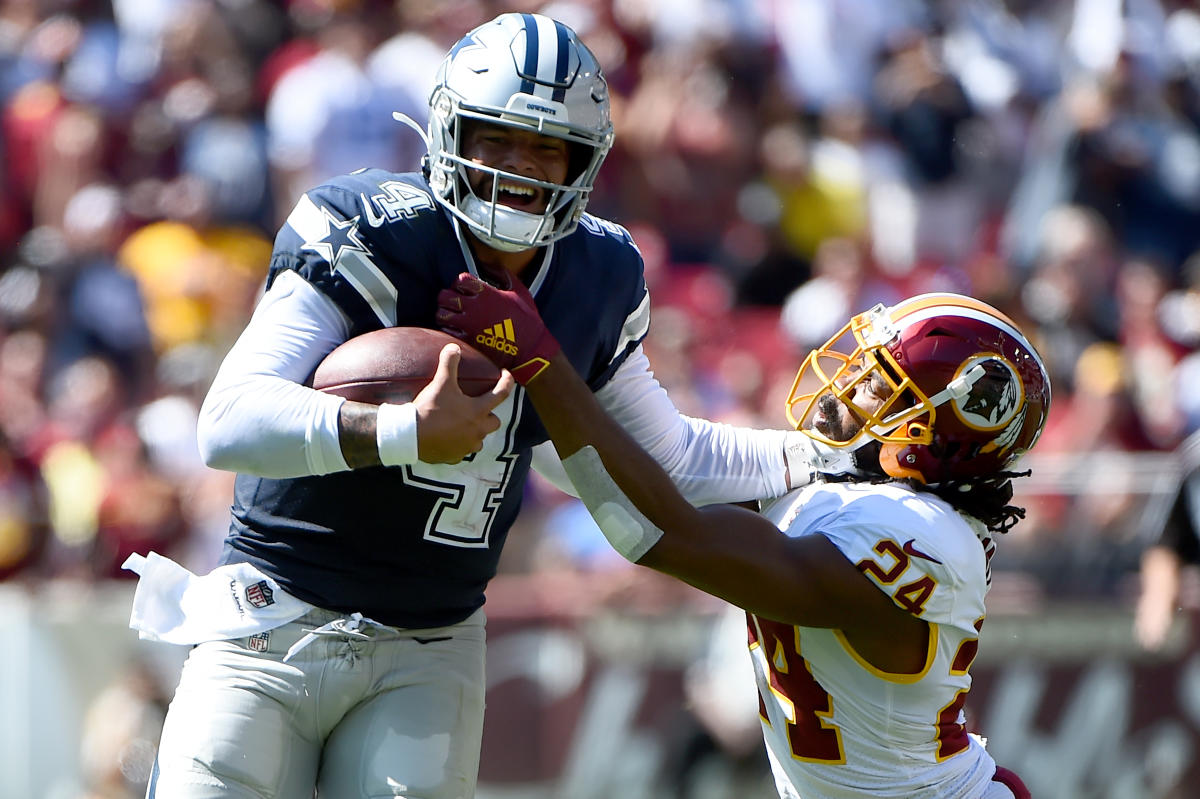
left=2, top=0, right=1200, bottom=796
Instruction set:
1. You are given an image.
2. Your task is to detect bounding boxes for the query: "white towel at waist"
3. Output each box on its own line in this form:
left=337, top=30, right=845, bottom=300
left=123, top=551, right=314, bottom=645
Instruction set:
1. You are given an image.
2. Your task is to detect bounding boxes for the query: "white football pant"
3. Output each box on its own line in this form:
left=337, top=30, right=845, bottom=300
left=147, top=608, right=486, bottom=798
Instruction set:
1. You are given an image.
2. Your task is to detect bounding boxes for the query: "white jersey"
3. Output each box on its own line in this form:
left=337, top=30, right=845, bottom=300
left=750, top=480, right=999, bottom=799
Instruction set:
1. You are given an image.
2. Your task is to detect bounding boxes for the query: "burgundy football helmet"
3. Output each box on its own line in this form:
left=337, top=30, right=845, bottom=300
left=785, top=293, right=1051, bottom=484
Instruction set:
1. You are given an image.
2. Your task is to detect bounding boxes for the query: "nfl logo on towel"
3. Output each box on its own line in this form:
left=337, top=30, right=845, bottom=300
left=245, top=580, right=275, bottom=608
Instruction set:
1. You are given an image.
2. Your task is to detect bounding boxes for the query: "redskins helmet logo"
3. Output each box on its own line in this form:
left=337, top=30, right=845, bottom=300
left=952, top=355, right=1023, bottom=431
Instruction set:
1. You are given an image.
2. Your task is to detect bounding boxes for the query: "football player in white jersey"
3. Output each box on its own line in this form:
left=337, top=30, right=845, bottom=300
left=439, top=286, right=1049, bottom=798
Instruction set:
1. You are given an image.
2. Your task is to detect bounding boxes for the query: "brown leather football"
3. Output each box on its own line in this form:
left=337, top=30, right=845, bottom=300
left=311, top=327, right=501, bottom=404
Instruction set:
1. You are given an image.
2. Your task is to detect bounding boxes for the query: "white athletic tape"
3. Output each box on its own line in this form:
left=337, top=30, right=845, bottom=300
left=376, top=402, right=419, bottom=466
left=561, top=445, right=664, bottom=562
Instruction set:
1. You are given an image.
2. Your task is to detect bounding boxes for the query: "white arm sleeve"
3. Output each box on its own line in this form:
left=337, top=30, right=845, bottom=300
left=594, top=345, right=793, bottom=505
left=197, top=270, right=358, bottom=478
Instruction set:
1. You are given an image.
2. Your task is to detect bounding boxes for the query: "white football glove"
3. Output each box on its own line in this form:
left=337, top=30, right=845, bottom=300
left=783, top=432, right=861, bottom=488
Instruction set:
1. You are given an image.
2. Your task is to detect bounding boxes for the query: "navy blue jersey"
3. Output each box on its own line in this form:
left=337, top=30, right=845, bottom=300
left=219, top=170, right=648, bottom=627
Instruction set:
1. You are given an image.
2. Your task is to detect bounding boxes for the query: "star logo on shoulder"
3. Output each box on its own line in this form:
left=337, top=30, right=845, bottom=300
left=303, top=206, right=369, bottom=273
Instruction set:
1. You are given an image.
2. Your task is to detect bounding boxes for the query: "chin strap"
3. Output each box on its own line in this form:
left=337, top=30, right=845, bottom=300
left=854, top=363, right=988, bottom=444
left=923, top=363, right=986, bottom=412
left=392, top=111, right=431, bottom=148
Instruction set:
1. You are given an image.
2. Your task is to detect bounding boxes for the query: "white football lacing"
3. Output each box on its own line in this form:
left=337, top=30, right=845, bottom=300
left=283, top=612, right=394, bottom=662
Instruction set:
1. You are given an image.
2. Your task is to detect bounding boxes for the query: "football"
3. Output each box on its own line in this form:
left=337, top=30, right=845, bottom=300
left=311, top=327, right=501, bottom=404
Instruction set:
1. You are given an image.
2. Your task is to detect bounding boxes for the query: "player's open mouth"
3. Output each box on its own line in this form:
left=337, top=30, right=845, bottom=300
left=492, top=179, right=546, bottom=211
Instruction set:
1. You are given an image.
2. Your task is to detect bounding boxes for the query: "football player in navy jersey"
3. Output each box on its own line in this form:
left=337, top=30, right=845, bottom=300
left=126, top=13, right=854, bottom=799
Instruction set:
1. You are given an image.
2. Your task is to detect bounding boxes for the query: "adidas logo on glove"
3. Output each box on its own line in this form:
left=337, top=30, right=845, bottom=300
left=476, top=320, right=520, bottom=356
left=436, top=271, right=560, bottom=386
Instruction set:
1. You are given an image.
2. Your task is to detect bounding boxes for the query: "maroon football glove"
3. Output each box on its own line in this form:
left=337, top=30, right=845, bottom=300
left=436, top=272, right=561, bottom=385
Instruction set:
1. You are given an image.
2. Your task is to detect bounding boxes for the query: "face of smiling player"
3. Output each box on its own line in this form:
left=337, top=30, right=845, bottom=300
left=460, top=119, right=570, bottom=217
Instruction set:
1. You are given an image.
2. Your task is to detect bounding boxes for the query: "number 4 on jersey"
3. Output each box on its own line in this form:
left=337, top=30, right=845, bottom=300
left=402, top=391, right=521, bottom=548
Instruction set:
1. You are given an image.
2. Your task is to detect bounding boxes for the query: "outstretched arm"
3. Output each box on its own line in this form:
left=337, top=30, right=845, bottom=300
left=437, top=274, right=902, bottom=632
left=531, top=347, right=889, bottom=628
left=594, top=346, right=852, bottom=504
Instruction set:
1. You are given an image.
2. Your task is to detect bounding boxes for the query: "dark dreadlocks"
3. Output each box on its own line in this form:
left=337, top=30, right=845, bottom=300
left=847, top=442, right=1032, bottom=534
left=912, top=469, right=1032, bottom=534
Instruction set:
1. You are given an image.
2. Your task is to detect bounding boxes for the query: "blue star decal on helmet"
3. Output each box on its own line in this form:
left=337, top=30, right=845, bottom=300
left=448, top=31, right=482, bottom=60
left=302, top=206, right=369, bottom=273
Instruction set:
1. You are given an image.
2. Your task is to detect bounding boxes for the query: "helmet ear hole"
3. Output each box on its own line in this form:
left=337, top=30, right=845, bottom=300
left=566, top=142, right=592, bottom=185
left=878, top=420, right=931, bottom=482
left=879, top=443, right=925, bottom=482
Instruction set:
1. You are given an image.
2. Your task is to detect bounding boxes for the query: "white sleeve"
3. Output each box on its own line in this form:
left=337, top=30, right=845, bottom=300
left=594, top=345, right=793, bottom=505
left=197, top=270, right=355, bottom=478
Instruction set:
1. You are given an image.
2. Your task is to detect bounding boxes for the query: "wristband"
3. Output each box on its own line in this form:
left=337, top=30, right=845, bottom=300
left=376, top=402, right=419, bottom=467
left=783, top=434, right=818, bottom=488
left=783, top=432, right=861, bottom=488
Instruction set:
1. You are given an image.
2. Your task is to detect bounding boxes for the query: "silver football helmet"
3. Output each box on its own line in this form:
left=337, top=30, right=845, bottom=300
left=422, top=13, right=613, bottom=252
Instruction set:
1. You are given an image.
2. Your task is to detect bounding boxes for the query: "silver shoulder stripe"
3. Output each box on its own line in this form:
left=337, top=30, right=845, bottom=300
left=610, top=288, right=651, bottom=367
left=287, top=194, right=397, bottom=327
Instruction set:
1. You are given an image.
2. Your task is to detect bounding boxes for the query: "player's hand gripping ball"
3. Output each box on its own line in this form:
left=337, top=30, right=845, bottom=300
left=437, top=272, right=560, bottom=384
